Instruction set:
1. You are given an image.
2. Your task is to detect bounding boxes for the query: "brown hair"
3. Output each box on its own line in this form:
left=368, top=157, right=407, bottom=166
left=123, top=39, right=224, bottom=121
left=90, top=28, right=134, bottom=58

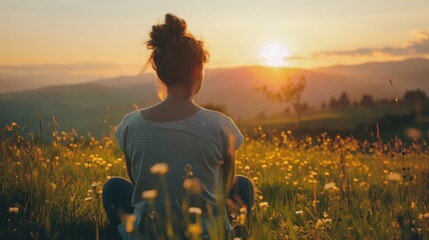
left=145, top=13, right=209, bottom=90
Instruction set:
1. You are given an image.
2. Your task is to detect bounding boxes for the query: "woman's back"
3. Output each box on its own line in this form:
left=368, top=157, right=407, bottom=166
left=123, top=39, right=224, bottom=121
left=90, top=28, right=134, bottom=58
left=115, top=107, right=243, bottom=212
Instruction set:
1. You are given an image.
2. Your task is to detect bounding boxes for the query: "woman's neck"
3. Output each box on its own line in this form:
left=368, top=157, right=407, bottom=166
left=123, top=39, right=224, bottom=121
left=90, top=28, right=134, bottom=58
left=162, top=97, right=196, bottom=108
left=164, top=85, right=195, bottom=102
left=142, top=84, right=200, bottom=122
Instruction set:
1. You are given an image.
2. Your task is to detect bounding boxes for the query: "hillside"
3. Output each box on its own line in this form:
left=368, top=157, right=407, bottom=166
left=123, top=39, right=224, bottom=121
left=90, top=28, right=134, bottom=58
left=1, top=58, right=429, bottom=136
left=92, top=58, right=429, bottom=117
left=0, top=83, right=159, bottom=136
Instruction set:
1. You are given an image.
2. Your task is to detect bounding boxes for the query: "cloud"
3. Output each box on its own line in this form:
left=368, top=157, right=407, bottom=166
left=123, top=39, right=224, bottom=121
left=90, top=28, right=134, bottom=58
left=285, top=55, right=310, bottom=60
left=317, top=28, right=429, bottom=57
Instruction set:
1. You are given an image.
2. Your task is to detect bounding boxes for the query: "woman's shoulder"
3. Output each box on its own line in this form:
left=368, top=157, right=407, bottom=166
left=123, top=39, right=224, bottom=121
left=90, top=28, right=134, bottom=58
left=199, top=107, right=232, bottom=121
left=198, top=108, right=240, bottom=130
left=118, top=107, right=236, bottom=129
left=119, top=109, right=143, bottom=125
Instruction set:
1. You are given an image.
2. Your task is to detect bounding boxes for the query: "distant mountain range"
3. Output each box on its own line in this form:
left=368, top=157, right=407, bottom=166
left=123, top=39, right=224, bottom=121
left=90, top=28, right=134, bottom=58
left=94, top=58, right=429, bottom=117
left=1, top=58, right=428, bottom=136
left=0, top=62, right=129, bottom=93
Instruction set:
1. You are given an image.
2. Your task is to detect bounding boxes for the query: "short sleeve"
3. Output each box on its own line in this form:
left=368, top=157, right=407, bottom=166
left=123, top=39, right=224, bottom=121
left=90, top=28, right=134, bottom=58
left=114, top=118, right=128, bottom=154
left=222, top=116, right=245, bottom=156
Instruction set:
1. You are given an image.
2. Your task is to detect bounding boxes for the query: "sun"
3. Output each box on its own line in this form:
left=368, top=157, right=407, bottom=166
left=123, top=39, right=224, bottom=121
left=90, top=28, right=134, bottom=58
left=261, top=43, right=291, bottom=67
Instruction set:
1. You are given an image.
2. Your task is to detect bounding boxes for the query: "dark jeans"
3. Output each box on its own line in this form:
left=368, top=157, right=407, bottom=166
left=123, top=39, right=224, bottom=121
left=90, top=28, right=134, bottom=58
left=102, top=175, right=254, bottom=228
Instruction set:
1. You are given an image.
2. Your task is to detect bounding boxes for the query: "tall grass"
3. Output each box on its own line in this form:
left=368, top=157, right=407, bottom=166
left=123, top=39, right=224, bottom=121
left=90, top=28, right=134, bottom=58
left=1, top=123, right=429, bottom=239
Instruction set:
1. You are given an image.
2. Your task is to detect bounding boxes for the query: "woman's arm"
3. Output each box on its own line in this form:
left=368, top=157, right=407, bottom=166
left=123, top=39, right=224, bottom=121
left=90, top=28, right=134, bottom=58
left=222, top=150, right=236, bottom=197
left=125, top=154, right=135, bottom=185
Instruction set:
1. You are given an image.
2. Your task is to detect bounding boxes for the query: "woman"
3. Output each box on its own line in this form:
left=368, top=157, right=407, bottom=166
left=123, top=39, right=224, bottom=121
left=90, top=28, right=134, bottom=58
left=102, top=13, right=254, bottom=239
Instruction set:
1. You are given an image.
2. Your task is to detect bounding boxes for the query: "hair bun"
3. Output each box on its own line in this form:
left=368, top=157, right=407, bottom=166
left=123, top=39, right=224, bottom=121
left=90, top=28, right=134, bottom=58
left=147, top=13, right=187, bottom=49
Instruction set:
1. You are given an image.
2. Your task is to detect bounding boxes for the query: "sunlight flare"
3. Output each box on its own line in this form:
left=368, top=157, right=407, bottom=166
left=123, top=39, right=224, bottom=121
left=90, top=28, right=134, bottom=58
left=261, top=43, right=291, bottom=67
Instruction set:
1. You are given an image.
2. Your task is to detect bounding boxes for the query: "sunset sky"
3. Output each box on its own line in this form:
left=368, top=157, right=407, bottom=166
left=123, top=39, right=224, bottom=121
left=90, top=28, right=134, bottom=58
left=1, top=0, right=429, bottom=76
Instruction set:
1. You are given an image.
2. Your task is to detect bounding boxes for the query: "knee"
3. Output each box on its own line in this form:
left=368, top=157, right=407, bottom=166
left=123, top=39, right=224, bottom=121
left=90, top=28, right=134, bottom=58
left=234, top=175, right=255, bottom=198
left=234, top=175, right=253, bottom=187
left=234, top=175, right=249, bottom=181
left=103, top=177, right=120, bottom=191
left=102, top=177, right=131, bottom=197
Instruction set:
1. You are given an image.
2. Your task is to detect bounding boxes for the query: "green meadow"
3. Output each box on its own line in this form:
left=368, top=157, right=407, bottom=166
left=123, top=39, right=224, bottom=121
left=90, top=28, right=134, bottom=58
left=1, top=119, right=428, bottom=239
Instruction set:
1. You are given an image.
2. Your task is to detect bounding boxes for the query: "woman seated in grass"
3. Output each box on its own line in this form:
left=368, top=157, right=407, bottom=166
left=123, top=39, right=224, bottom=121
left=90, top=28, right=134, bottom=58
left=102, top=13, right=254, bottom=239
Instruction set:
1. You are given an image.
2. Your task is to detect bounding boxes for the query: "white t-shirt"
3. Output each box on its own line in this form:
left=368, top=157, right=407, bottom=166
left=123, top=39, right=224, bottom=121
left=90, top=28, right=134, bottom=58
left=114, top=107, right=244, bottom=237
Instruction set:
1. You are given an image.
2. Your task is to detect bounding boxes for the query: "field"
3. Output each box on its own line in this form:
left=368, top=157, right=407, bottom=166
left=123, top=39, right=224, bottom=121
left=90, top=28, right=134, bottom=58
left=1, top=122, right=429, bottom=239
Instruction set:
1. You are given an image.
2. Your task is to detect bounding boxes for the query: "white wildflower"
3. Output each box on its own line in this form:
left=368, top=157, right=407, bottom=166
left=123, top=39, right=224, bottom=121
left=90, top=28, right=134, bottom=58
left=259, top=202, right=269, bottom=208
left=91, top=182, right=99, bottom=190
left=295, top=210, right=304, bottom=215
left=150, top=163, right=169, bottom=175
left=141, top=189, right=158, bottom=200
left=386, top=173, right=403, bottom=183
left=324, top=182, right=336, bottom=191
left=188, top=207, right=202, bottom=215
left=8, top=207, right=19, bottom=214
left=323, top=218, right=332, bottom=224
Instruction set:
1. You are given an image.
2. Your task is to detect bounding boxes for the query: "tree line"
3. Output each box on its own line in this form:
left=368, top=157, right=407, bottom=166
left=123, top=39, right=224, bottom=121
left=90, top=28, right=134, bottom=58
left=255, top=75, right=428, bottom=127
left=322, top=89, right=428, bottom=110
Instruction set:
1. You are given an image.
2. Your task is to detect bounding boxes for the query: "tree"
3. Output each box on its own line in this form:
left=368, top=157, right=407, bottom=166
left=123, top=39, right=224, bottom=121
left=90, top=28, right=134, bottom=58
left=256, top=76, right=307, bottom=127
left=329, top=97, right=337, bottom=109
left=360, top=94, right=374, bottom=108
left=403, top=89, right=427, bottom=106
left=403, top=89, right=427, bottom=116
left=337, top=92, right=351, bottom=108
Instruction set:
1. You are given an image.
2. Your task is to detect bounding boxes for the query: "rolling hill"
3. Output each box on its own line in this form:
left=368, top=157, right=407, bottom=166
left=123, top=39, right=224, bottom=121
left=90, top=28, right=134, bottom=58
left=1, top=58, right=428, bottom=136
